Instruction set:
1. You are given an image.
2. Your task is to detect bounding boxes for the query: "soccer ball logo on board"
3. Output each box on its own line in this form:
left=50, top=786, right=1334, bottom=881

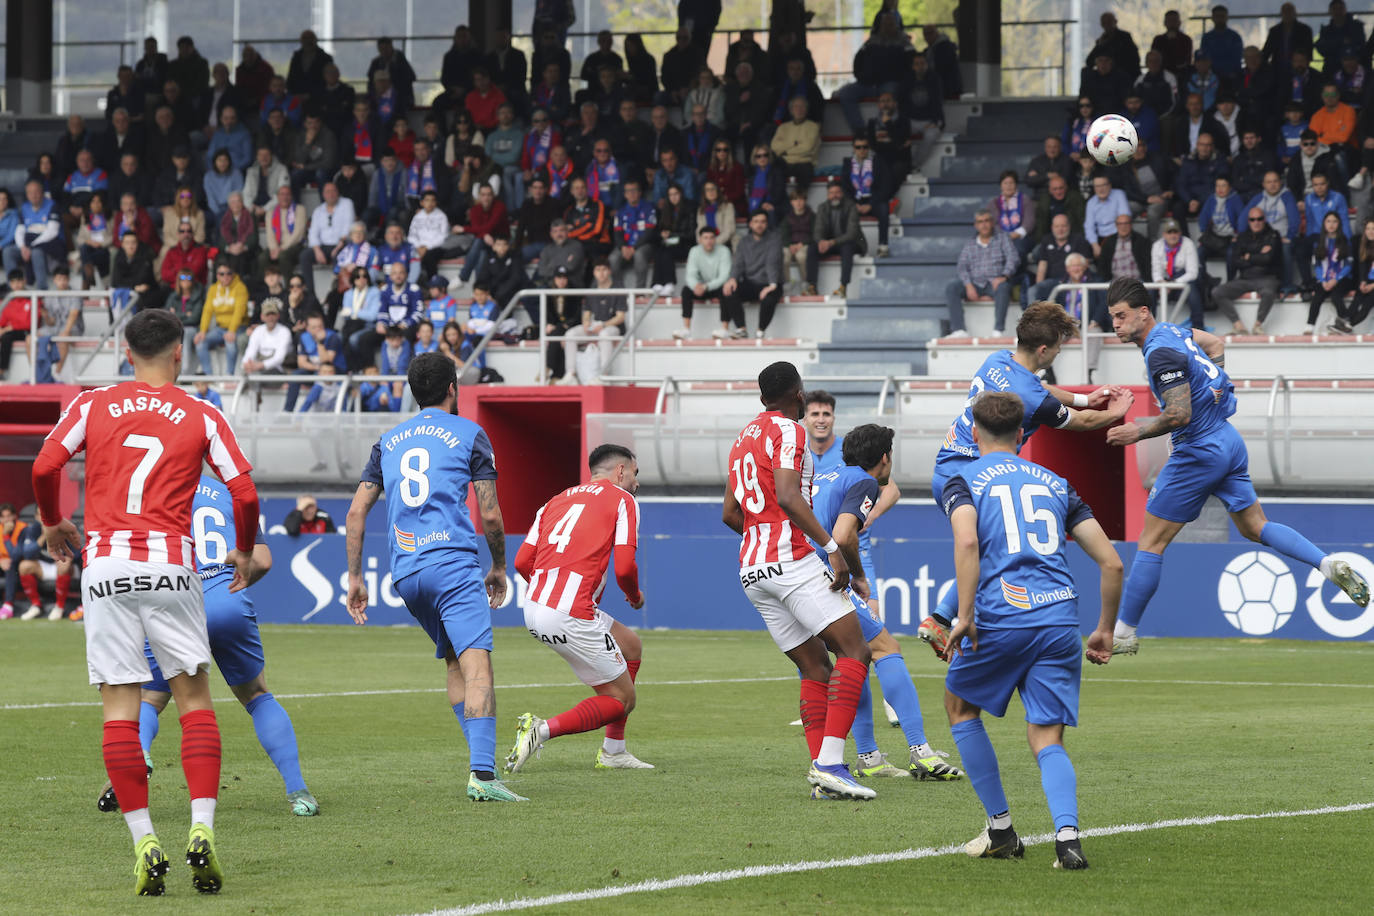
left=1217, top=550, right=1374, bottom=637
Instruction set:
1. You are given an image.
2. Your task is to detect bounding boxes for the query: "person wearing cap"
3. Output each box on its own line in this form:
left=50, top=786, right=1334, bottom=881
left=678, top=224, right=731, bottom=339
left=1150, top=217, right=1205, bottom=328
left=241, top=297, right=293, bottom=374
left=426, top=274, right=459, bottom=324
left=806, top=179, right=864, bottom=300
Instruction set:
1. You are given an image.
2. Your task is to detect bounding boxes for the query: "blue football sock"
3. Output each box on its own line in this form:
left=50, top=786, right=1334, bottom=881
left=465, top=716, right=497, bottom=775
left=1119, top=549, right=1164, bottom=628
left=453, top=702, right=476, bottom=761
left=245, top=692, right=307, bottom=794
left=933, top=586, right=957, bottom=626
left=138, top=700, right=161, bottom=753
left=1259, top=522, right=1326, bottom=570
left=852, top=676, right=878, bottom=755
left=1036, top=744, right=1078, bottom=832
left=950, top=718, right=1009, bottom=819
left=874, top=654, right=926, bottom=747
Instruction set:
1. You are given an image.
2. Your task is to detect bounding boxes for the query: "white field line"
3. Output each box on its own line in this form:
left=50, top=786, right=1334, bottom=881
left=408, top=802, right=1374, bottom=916
left=6, top=669, right=1374, bottom=711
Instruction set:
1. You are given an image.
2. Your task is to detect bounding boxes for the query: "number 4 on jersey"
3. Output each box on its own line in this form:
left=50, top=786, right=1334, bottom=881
left=547, top=504, right=585, bottom=553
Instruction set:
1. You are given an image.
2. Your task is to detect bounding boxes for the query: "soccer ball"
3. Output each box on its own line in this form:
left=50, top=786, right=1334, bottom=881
left=1216, top=551, right=1297, bottom=636
left=1087, top=114, right=1138, bottom=166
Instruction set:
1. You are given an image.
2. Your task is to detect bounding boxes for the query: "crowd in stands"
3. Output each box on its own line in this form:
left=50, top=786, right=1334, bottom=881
left=945, top=3, right=1374, bottom=340
left=0, top=11, right=965, bottom=388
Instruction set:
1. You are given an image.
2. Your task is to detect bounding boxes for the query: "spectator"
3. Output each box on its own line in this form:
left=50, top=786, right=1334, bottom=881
left=1052, top=253, right=1102, bottom=334
left=108, top=153, right=150, bottom=215
left=1083, top=174, right=1131, bottom=255
left=168, top=35, right=210, bottom=102
left=529, top=62, right=572, bottom=126
left=1310, top=84, right=1357, bottom=178
left=388, top=118, right=417, bottom=168
left=535, top=219, right=587, bottom=286
left=425, top=275, right=459, bottom=325
left=487, top=104, right=524, bottom=200
left=242, top=145, right=289, bottom=222
left=97, top=108, right=144, bottom=175
left=1343, top=217, right=1374, bottom=331
left=696, top=179, right=736, bottom=250
left=1031, top=213, right=1094, bottom=300
left=465, top=68, right=509, bottom=133
left=366, top=150, right=407, bottom=230
left=342, top=100, right=383, bottom=167
left=564, top=102, right=604, bottom=174
left=1080, top=54, right=1132, bottom=115
left=282, top=272, right=321, bottom=331
left=135, top=36, right=173, bottom=99
left=609, top=179, right=656, bottom=288
left=1034, top=174, right=1086, bottom=241
left=460, top=282, right=500, bottom=370
left=1122, top=139, right=1176, bottom=240
left=1174, top=132, right=1227, bottom=229
left=1151, top=218, right=1204, bottom=328
left=218, top=191, right=257, bottom=277
left=744, top=145, right=786, bottom=226
left=1335, top=52, right=1366, bottom=108
left=1214, top=206, right=1282, bottom=333
left=1169, top=93, right=1226, bottom=160
left=73, top=192, right=111, bottom=286
left=725, top=62, right=773, bottom=156
left=1086, top=11, right=1140, bottom=79
left=922, top=24, right=962, bottom=99
left=721, top=209, right=783, bottom=339
left=1278, top=101, right=1309, bottom=166
left=1317, top=1, right=1366, bottom=78
left=990, top=169, right=1035, bottom=263
left=440, top=25, right=481, bottom=96
left=476, top=236, right=528, bottom=319
left=706, top=141, right=748, bottom=212
left=235, top=44, right=274, bottom=117
left=530, top=26, right=574, bottom=96
left=337, top=267, right=382, bottom=369
left=1238, top=46, right=1277, bottom=131
left=686, top=69, right=727, bottom=132
left=1124, top=91, right=1162, bottom=153
left=564, top=175, right=611, bottom=260
left=682, top=103, right=722, bottom=175
left=770, top=25, right=816, bottom=83
left=368, top=37, right=417, bottom=112
left=643, top=106, right=685, bottom=180
left=561, top=259, right=625, bottom=383
left=285, top=494, right=335, bottom=535
left=1199, top=175, right=1246, bottom=278
left=1287, top=52, right=1324, bottom=118
left=144, top=106, right=190, bottom=176
left=1210, top=86, right=1243, bottom=148
left=288, top=113, right=339, bottom=198
left=437, top=319, right=467, bottom=372
left=375, top=325, right=412, bottom=405
left=377, top=259, right=425, bottom=336
left=661, top=28, right=707, bottom=108
left=1185, top=52, right=1221, bottom=112
left=331, top=220, right=381, bottom=290
left=53, top=114, right=91, bottom=185
left=580, top=31, right=623, bottom=88
left=240, top=297, right=292, bottom=374
left=405, top=138, right=453, bottom=213
left=806, top=180, right=864, bottom=299
left=837, top=15, right=914, bottom=134
left=1263, top=3, right=1314, bottom=84
left=0, top=271, right=35, bottom=379
left=165, top=269, right=205, bottom=367
left=316, top=64, right=356, bottom=138
left=195, top=262, right=248, bottom=373
left=650, top=148, right=698, bottom=208
left=205, top=105, right=253, bottom=173
left=518, top=110, right=562, bottom=209
left=1135, top=50, right=1180, bottom=120
left=901, top=58, right=943, bottom=174
left=107, top=65, right=145, bottom=124
left=203, top=150, right=243, bottom=230
left=585, top=139, right=624, bottom=211
left=1308, top=210, right=1354, bottom=331
left=405, top=190, right=463, bottom=282
left=945, top=209, right=1019, bottom=337
left=285, top=30, right=331, bottom=99
left=369, top=71, right=404, bottom=128
left=1288, top=131, right=1344, bottom=203
left=1096, top=211, right=1151, bottom=282
left=1200, top=5, right=1243, bottom=80
left=679, top=225, right=731, bottom=339
left=149, top=144, right=200, bottom=212
left=110, top=229, right=161, bottom=315
left=458, top=183, right=510, bottom=284
left=62, top=149, right=108, bottom=219
left=771, top=58, right=824, bottom=131
left=770, top=96, right=821, bottom=190
left=112, top=191, right=159, bottom=256
left=651, top=183, right=696, bottom=289
left=1248, top=169, right=1300, bottom=293
left=0, top=192, right=15, bottom=275
left=513, top=175, right=561, bottom=261
left=377, top=222, right=420, bottom=285
left=866, top=92, right=914, bottom=193
left=454, top=146, right=501, bottom=221
left=1025, top=136, right=1076, bottom=199
left=300, top=182, right=356, bottom=295
left=1063, top=97, right=1096, bottom=155
left=259, top=184, right=308, bottom=277
left=333, top=157, right=369, bottom=217
left=1150, top=10, right=1193, bottom=81
left=1232, top=128, right=1278, bottom=198
left=1296, top=171, right=1349, bottom=291
left=10, top=179, right=65, bottom=288
left=486, top=27, right=528, bottom=106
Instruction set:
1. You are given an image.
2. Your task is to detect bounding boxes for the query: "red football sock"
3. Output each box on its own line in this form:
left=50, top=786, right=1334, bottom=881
left=604, top=658, right=641, bottom=741
left=823, top=657, right=868, bottom=741
left=20, top=573, right=39, bottom=606
left=102, top=719, right=149, bottom=812
left=55, top=574, right=71, bottom=610
left=547, top=695, right=625, bottom=738
left=179, top=709, right=221, bottom=801
left=798, top=677, right=829, bottom=760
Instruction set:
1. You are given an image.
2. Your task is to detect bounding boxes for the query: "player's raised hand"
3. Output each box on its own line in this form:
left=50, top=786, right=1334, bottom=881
left=1085, top=385, right=1113, bottom=409
left=628, top=590, right=645, bottom=610
left=346, top=575, right=369, bottom=624
left=1085, top=628, right=1113, bottom=665
left=226, top=548, right=256, bottom=594
left=1107, top=386, right=1135, bottom=416
left=485, top=566, right=507, bottom=608
left=944, top=617, right=977, bottom=660
left=41, top=519, right=82, bottom=561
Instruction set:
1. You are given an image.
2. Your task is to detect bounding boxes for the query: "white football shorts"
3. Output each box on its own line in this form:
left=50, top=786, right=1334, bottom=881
left=82, top=556, right=210, bottom=687
left=523, top=602, right=628, bottom=687
left=741, top=551, right=854, bottom=652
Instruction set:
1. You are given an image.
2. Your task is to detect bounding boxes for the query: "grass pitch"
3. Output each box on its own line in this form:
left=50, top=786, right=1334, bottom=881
left=2, top=623, right=1372, bottom=915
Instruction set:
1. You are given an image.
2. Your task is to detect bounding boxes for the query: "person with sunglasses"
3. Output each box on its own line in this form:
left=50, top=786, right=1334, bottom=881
left=1213, top=208, right=1282, bottom=334
left=159, top=218, right=210, bottom=289
left=195, top=261, right=248, bottom=374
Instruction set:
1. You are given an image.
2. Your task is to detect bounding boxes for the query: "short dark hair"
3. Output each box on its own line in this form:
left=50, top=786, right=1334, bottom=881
left=1017, top=301, right=1079, bottom=351
left=588, top=443, right=635, bottom=473
left=0, top=503, right=15, bottom=515
left=841, top=424, right=894, bottom=471
left=407, top=351, right=457, bottom=407
left=1107, top=275, right=1152, bottom=312
left=971, top=391, right=1024, bottom=439
left=124, top=308, right=183, bottom=358
left=805, top=390, right=836, bottom=410
left=998, top=169, right=1019, bottom=184
left=758, top=361, right=802, bottom=402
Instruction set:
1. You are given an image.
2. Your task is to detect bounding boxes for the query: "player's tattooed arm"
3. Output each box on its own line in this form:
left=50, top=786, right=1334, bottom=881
left=1127, top=384, right=1193, bottom=441
left=473, top=479, right=508, bottom=607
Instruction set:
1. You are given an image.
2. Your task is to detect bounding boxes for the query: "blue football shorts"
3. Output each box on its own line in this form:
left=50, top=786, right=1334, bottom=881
left=143, top=578, right=264, bottom=691
left=393, top=556, right=494, bottom=659
left=1146, top=423, right=1258, bottom=524
left=944, top=624, right=1082, bottom=726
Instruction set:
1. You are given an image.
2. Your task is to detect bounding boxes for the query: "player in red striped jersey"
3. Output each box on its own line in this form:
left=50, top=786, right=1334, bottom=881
left=31, top=309, right=259, bottom=897
left=723, top=361, right=875, bottom=800
left=505, top=444, right=653, bottom=772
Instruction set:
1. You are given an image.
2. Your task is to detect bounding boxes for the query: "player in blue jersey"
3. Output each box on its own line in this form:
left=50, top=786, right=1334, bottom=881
left=344, top=351, right=525, bottom=802
left=927, top=302, right=1133, bottom=656
left=1104, top=277, right=1370, bottom=654
left=809, top=423, right=964, bottom=782
left=97, top=475, right=317, bottom=817
left=943, top=391, right=1124, bottom=869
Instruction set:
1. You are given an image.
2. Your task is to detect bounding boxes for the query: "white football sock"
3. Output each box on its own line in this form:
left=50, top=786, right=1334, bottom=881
left=816, top=736, right=846, bottom=766
left=190, top=797, right=216, bottom=831
left=602, top=737, right=626, bottom=755
left=1056, top=826, right=1080, bottom=842
left=989, top=812, right=1013, bottom=830
left=911, top=742, right=935, bottom=759
left=124, top=808, right=155, bottom=844
left=1320, top=555, right=1335, bottom=579
left=536, top=721, right=551, bottom=742
left=858, top=750, right=883, bottom=767
left=1114, top=620, right=1137, bottom=638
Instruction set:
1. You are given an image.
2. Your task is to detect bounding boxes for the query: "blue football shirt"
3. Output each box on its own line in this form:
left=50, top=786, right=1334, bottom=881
left=1141, top=322, right=1237, bottom=448
left=934, top=350, right=1071, bottom=480
left=810, top=462, right=880, bottom=566
left=361, top=408, right=497, bottom=580
left=190, top=473, right=240, bottom=589
left=943, top=453, right=1094, bottom=629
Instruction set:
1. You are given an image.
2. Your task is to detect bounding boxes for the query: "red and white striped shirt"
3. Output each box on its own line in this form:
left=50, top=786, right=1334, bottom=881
left=517, top=482, right=640, bottom=620
left=728, top=411, right=815, bottom=567
left=36, top=383, right=253, bottom=568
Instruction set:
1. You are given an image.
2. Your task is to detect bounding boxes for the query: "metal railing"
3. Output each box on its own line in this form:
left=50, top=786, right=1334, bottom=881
left=6, top=287, right=115, bottom=385
left=1045, top=281, right=1186, bottom=383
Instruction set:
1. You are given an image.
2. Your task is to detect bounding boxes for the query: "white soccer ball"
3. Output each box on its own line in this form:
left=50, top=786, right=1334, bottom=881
left=1087, top=114, right=1139, bottom=167
left=1216, top=551, right=1297, bottom=636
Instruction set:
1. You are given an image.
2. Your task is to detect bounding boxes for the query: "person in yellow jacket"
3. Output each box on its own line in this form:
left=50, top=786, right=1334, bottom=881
left=194, top=262, right=248, bottom=374
left=769, top=95, right=821, bottom=191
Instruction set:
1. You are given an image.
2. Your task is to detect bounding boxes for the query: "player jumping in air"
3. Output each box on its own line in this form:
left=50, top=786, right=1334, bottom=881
left=723, top=361, right=875, bottom=800
left=1104, top=276, right=1369, bottom=654
left=809, top=422, right=963, bottom=781
left=33, top=308, right=259, bottom=896
left=506, top=445, right=653, bottom=773
left=98, top=474, right=317, bottom=818
left=926, top=302, right=1133, bottom=656
left=943, top=391, right=1124, bottom=870
left=344, top=352, right=524, bottom=802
